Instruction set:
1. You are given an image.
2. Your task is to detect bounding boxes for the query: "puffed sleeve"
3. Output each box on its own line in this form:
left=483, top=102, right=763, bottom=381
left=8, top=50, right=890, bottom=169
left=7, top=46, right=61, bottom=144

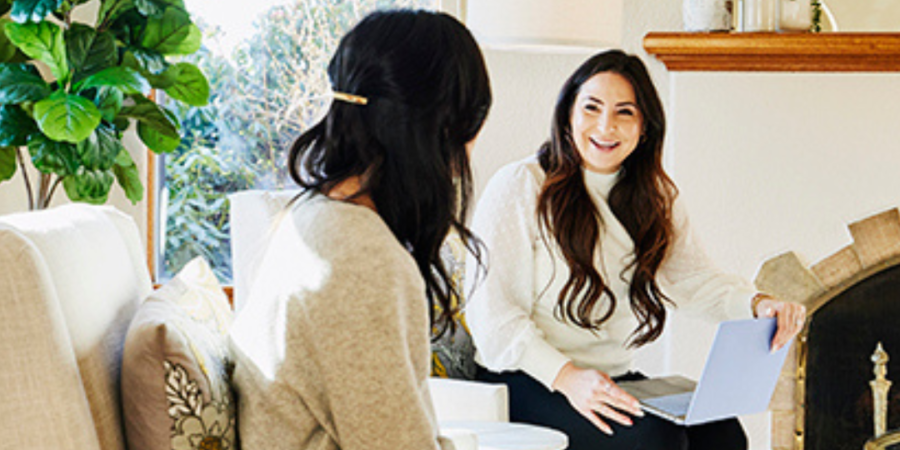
left=658, top=197, right=756, bottom=321
left=465, top=161, right=571, bottom=389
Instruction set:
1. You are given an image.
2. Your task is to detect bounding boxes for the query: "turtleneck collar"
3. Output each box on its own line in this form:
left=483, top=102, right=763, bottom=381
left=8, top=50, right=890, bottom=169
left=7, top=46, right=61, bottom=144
left=583, top=166, right=621, bottom=199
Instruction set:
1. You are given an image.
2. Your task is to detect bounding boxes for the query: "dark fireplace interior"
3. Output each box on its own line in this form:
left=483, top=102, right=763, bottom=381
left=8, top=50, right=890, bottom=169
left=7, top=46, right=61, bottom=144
left=806, top=264, right=900, bottom=450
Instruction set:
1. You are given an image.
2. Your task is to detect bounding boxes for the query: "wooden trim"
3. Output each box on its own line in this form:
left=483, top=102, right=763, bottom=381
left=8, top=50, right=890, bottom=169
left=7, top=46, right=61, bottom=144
left=224, top=286, right=233, bottom=307
left=643, top=32, right=900, bottom=72
left=146, top=89, right=158, bottom=282
left=146, top=147, right=157, bottom=281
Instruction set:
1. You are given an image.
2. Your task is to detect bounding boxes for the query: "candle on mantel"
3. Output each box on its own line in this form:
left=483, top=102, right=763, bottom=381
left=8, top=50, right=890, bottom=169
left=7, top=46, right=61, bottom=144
left=743, top=0, right=776, bottom=31
left=778, top=0, right=812, bottom=32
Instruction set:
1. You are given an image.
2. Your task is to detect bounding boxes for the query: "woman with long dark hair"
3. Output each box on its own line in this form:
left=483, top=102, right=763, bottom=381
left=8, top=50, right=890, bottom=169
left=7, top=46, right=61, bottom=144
left=466, top=50, right=804, bottom=449
left=229, top=9, right=490, bottom=450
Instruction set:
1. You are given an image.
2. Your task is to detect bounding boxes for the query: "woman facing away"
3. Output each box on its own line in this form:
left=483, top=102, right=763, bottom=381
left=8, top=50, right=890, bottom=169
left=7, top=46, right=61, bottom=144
left=465, top=49, right=806, bottom=450
left=228, top=9, right=491, bottom=450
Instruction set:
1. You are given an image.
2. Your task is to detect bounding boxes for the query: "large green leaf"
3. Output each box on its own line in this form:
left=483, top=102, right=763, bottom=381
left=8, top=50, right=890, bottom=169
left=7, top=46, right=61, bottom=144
left=74, top=66, right=147, bottom=94
left=170, top=19, right=200, bottom=54
left=133, top=0, right=183, bottom=17
left=119, top=95, right=179, bottom=152
left=140, top=7, right=199, bottom=55
left=4, top=21, right=68, bottom=83
left=112, top=116, right=129, bottom=131
left=0, top=18, right=28, bottom=63
left=33, top=91, right=102, bottom=143
left=76, top=122, right=121, bottom=170
left=28, top=132, right=78, bottom=175
left=123, top=47, right=167, bottom=74
left=0, top=104, right=38, bottom=146
left=0, top=146, right=16, bottom=182
left=62, top=166, right=113, bottom=204
left=141, top=65, right=176, bottom=88
left=10, top=0, right=62, bottom=23
left=137, top=119, right=179, bottom=152
left=161, top=62, right=208, bottom=106
left=75, top=30, right=117, bottom=81
left=95, top=86, right=123, bottom=122
left=66, top=23, right=118, bottom=84
left=112, top=147, right=141, bottom=203
left=0, top=62, right=50, bottom=104
left=98, top=0, right=134, bottom=27
left=65, top=23, right=95, bottom=71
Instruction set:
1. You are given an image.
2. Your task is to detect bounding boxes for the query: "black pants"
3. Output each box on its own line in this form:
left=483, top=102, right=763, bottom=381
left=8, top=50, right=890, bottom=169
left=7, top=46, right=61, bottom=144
left=476, top=367, right=748, bottom=450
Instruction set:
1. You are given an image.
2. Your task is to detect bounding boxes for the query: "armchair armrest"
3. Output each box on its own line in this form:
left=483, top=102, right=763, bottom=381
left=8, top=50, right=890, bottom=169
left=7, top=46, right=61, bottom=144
left=428, top=377, right=509, bottom=423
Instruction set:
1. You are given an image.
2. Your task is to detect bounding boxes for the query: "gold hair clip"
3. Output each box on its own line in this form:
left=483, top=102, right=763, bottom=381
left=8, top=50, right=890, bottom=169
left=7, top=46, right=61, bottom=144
left=332, top=91, right=368, bottom=105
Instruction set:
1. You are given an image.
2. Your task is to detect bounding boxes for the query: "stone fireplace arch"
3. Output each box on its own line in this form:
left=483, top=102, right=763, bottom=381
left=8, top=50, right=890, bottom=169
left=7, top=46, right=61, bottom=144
left=755, top=208, right=900, bottom=450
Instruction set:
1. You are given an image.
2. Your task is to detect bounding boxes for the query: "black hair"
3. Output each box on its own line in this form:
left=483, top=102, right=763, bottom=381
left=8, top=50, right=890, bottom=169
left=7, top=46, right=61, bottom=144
left=287, top=9, right=491, bottom=337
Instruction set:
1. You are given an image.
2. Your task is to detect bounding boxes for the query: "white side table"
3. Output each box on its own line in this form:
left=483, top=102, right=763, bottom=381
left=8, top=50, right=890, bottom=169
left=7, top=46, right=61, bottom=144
left=440, top=421, right=568, bottom=450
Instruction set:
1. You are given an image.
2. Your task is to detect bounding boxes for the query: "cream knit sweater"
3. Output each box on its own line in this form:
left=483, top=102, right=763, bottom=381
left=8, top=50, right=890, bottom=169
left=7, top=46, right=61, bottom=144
left=466, top=157, right=756, bottom=389
left=230, top=193, right=451, bottom=450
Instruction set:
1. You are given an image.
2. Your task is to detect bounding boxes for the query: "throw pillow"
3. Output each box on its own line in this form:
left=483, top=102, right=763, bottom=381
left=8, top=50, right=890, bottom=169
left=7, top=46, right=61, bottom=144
left=431, top=231, right=477, bottom=380
left=121, top=257, right=236, bottom=450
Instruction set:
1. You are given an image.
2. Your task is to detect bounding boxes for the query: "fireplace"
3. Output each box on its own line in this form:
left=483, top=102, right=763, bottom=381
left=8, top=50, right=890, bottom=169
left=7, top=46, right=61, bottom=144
left=755, top=208, right=900, bottom=450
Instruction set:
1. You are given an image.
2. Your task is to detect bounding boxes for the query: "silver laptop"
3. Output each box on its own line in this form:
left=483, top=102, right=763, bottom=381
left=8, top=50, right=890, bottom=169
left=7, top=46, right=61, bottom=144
left=619, top=318, right=790, bottom=426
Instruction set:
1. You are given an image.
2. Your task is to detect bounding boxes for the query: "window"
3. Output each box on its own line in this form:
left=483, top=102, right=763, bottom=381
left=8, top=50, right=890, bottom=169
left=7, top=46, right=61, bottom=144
left=152, top=0, right=441, bottom=282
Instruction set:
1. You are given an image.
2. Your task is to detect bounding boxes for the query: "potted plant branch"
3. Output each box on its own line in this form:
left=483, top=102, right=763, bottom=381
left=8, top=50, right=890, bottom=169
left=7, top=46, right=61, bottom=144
left=0, top=0, right=209, bottom=210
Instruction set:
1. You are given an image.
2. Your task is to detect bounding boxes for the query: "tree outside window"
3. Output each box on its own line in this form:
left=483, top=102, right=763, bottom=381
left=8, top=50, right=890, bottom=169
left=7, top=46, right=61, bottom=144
left=158, top=0, right=437, bottom=281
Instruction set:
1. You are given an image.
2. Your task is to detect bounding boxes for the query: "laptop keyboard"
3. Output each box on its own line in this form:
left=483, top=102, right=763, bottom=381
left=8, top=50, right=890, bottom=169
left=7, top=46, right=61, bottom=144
left=645, top=392, right=693, bottom=416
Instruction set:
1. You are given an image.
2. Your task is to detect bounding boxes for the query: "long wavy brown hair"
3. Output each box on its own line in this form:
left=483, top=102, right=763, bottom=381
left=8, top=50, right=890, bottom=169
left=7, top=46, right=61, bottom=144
left=536, top=50, right=677, bottom=347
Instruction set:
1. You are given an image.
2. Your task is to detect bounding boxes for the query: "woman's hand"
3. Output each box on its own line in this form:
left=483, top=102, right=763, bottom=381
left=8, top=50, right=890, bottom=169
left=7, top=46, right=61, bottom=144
left=551, top=362, right=644, bottom=435
left=753, top=294, right=807, bottom=352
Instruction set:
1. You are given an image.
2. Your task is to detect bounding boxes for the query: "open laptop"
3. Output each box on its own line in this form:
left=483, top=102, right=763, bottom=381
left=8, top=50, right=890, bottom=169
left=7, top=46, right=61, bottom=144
left=618, top=318, right=790, bottom=426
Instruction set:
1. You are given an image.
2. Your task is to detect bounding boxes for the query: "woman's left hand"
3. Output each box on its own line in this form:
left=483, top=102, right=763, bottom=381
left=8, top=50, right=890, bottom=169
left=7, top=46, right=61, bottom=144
left=754, top=295, right=807, bottom=353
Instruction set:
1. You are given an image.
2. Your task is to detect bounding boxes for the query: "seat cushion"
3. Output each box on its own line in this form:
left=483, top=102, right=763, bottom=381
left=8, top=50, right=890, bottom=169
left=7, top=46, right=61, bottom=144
left=121, top=257, right=236, bottom=450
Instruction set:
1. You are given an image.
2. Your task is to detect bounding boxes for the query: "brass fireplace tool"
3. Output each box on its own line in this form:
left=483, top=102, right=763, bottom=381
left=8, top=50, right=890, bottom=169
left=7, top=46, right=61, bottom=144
left=865, top=343, right=900, bottom=450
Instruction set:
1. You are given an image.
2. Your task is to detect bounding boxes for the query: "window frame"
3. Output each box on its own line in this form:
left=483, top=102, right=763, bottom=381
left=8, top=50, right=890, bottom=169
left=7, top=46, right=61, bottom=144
left=145, top=0, right=459, bottom=292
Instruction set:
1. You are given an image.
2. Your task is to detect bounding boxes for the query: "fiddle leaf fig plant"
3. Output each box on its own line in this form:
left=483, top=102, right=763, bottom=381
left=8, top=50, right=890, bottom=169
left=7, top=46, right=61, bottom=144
left=0, top=0, right=209, bottom=209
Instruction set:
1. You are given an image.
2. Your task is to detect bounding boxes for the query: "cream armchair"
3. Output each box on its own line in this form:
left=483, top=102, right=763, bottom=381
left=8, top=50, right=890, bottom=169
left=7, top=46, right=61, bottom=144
left=0, top=204, right=152, bottom=450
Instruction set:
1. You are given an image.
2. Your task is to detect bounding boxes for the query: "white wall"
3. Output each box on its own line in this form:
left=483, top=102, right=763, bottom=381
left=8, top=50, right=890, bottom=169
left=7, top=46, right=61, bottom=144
left=826, top=0, right=900, bottom=31
left=665, top=70, right=900, bottom=450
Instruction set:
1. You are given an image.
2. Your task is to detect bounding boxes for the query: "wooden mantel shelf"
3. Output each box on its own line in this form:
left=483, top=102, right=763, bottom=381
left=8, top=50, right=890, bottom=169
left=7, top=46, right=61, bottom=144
left=643, top=32, right=900, bottom=72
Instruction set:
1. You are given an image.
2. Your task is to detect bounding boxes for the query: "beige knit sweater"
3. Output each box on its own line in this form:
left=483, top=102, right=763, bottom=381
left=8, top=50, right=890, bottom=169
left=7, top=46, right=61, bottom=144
left=229, top=193, right=451, bottom=450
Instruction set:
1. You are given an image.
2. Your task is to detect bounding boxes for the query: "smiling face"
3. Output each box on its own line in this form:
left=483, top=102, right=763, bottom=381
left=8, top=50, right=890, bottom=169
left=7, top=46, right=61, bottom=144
left=570, top=72, right=643, bottom=174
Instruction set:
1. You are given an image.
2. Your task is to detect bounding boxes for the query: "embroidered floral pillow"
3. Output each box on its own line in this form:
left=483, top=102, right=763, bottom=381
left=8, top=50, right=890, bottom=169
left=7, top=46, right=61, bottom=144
left=121, top=257, right=236, bottom=450
left=431, top=231, right=477, bottom=380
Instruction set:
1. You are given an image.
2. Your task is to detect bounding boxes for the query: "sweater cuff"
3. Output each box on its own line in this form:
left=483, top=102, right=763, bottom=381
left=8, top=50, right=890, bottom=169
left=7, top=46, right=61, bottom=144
left=725, top=287, right=758, bottom=321
left=516, top=337, right=572, bottom=391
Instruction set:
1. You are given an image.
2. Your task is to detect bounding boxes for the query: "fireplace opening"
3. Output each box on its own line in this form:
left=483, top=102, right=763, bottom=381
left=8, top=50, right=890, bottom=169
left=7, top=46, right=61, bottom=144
left=805, top=264, right=900, bottom=450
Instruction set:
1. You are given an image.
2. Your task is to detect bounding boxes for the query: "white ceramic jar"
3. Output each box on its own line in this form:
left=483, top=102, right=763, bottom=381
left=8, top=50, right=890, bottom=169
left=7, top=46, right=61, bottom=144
left=778, top=0, right=811, bottom=31
left=683, top=0, right=733, bottom=32
left=743, top=0, right=777, bottom=31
